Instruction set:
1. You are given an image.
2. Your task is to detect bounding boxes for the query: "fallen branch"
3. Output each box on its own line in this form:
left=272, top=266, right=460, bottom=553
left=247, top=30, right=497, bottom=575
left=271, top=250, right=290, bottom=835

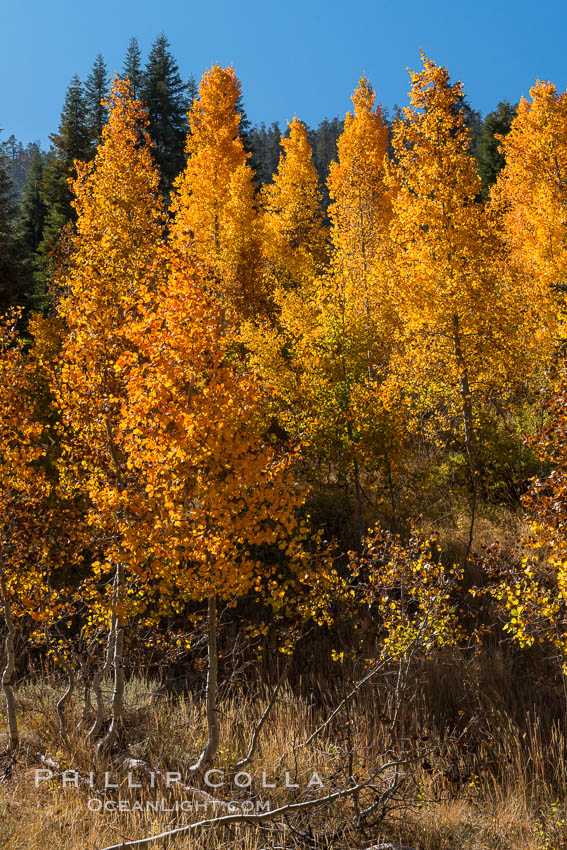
left=98, top=759, right=403, bottom=850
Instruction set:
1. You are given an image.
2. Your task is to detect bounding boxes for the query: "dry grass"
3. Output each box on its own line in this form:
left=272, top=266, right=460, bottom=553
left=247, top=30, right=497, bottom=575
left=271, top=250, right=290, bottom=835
left=1, top=656, right=567, bottom=850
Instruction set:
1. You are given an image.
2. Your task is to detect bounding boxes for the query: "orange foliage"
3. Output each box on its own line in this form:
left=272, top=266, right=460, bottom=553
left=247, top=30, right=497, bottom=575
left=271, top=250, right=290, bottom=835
left=170, top=66, right=261, bottom=316
left=261, top=117, right=327, bottom=292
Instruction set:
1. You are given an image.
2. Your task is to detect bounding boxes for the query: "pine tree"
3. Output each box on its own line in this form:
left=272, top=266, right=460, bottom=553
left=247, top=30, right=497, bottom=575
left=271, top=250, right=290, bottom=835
left=85, top=53, right=109, bottom=152
left=17, top=150, right=46, bottom=257
left=187, top=74, right=198, bottom=111
left=141, top=34, right=188, bottom=193
left=266, top=122, right=283, bottom=179
left=236, top=90, right=253, bottom=152
left=460, top=99, right=482, bottom=159
left=0, top=150, right=22, bottom=310
left=478, top=101, right=516, bottom=197
left=16, top=149, right=47, bottom=307
left=122, top=37, right=143, bottom=99
left=309, top=117, right=344, bottom=207
left=248, top=122, right=282, bottom=186
left=38, top=75, right=90, bottom=280
left=48, top=75, right=91, bottom=169
left=0, top=135, right=30, bottom=196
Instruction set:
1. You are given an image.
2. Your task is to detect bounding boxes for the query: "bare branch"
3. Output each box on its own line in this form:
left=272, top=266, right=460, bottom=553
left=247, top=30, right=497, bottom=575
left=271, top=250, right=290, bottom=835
left=98, top=760, right=405, bottom=850
left=235, top=653, right=293, bottom=770
left=297, top=656, right=388, bottom=749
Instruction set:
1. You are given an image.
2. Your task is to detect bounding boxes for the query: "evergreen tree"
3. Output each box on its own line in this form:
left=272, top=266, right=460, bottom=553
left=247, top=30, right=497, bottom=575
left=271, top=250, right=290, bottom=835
left=0, top=148, right=23, bottom=310
left=236, top=91, right=252, bottom=152
left=309, top=117, right=343, bottom=208
left=141, top=33, right=188, bottom=194
left=265, top=122, right=282, bottom=180
left=38, top=75, right=90, bottom=280
left=0, top=134, right=19, bottom=162
left=85, top=53, right=109, bottom=152
left=18, top=149, right=46, bottom=255
left=187, top=74, right=198, bottom=111
left=478, top=101, right=517, bottom=197
left=16, top=150, right=47, bottom=306
left=248, top=121, right=282, bottom=186
left=460, top=99, right=483, bottom=159
left=122, top=37, right=143, bottom=99
left=0, top=135, right=28, bottom=196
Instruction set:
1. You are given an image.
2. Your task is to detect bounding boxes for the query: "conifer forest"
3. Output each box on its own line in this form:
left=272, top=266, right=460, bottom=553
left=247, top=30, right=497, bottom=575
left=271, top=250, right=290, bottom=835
left=3, top=33, right=567, bottom=850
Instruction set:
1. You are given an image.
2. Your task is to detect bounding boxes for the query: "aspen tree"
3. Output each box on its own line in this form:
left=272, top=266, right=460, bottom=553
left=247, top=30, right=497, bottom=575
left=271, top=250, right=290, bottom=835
left=170, top=65, right=261, bottom=316
left=491, top=79, right=567, bottom=358
left=120, top=253, right=313, bottom=770
left=0, top=312, right=53, bottom=751
left=326, top=76, right=397, bottom=535
left=261, top=116, right=327, bottom=292
left=247, top=78, right=399, bottom=543
left=54, top=77, right=165, bottom=753
left=388, top=54, right=519, bottom=526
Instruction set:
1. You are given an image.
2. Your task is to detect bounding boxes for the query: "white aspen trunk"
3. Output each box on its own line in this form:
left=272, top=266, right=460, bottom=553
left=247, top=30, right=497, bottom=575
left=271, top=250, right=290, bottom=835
left=190, top=595, right=219, bottom=772
left=86, top=577, right=118, bottom=746
left=97, top=561, right=125, bottom=757
left=56, top=664, right=75, bottom=739
left=453, top=313, right=479, bottom=559
left=1, top=573, right=19, bottom=752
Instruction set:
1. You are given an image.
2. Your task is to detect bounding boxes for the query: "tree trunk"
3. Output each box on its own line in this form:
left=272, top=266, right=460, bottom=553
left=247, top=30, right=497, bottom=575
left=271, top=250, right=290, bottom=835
left=1, top=573, right=19, bottom=752
left=352, top=453, right=364, bottom=550
left=383, top=446, right=398, bottom=533
left=452, top=314, right=477, bottom=480
left=453, top=313, right=479, bottom=559
left=86, top=578, right=118, bottom=746
left=344, top=419, right=364, bottom=550
left=77, top=656, right=93, bottom=729
left=56, top=662, right=75, bottom=739
left=97, top=561, right=125, bottom=757
left=190, top=595, right=219, bottom=772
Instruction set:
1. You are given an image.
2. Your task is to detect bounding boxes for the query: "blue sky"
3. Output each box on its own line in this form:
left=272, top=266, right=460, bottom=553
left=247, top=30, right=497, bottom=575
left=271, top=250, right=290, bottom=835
left=1, top=0, right=566, bottom=147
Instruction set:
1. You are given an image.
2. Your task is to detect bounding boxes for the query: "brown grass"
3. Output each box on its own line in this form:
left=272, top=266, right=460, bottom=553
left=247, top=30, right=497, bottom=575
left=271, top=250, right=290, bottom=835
left=1, top=653, right=567, bottom=850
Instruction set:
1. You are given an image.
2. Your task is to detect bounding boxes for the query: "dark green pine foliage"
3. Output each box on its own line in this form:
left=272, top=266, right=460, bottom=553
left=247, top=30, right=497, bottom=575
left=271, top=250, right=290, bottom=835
left=0, top=148, right=25, bottom=310
left=236, top=90, right=253, bottom=154
left=478, top=101, right=517, bottom=197
left=16, top=150, right=48, bottom=308
left=309, top=117, right=343, bottom=208
left=141, top=33, right=188, bottom=194
left=37, top=75, right=90, bottom=280
left=460, top=100, right=483, bottom=160
left=122, top=37, right=144, bottom=99
left=248, top=118, right=342, bottom=199
left=85, top=53, right=109, bottom=153
left=265, top=122, right=283, bottom=180
left=248, top=122, right=282, bottom=186
left=0, top=136, right=40, bottom=197
left=187, top=75, right=198, bottom=112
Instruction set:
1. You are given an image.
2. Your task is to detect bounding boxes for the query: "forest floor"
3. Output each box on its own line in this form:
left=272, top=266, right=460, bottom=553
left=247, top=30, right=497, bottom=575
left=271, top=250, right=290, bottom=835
left=1, top=663, right=567, bottom=850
